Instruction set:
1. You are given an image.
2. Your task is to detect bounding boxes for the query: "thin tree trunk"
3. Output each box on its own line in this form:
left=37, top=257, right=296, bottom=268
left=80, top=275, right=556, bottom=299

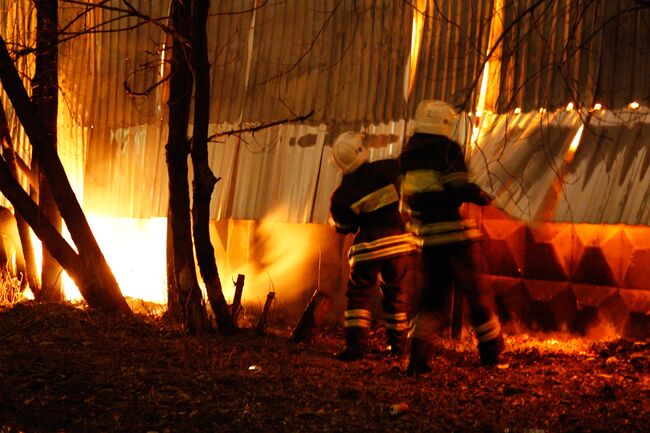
left=0, top=35, right=130, bottom=314
left=189, top=0, right=235, bottom=335
left=165, top=208, right=182, bottom=322
left=0, top=102, right=39, bottom=294
left=0, top=154, right=107, bottom=307
left=32, top=0, right=63, bottom=302
left=165, top=0, right=209, bottom=335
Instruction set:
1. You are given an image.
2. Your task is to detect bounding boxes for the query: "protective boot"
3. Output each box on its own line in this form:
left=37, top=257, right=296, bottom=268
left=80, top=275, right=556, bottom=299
left=478, top=334, right=505, bottom=365
left=406, top=337, right=433, bottom=376
left=334, top=327, right=367, bottom=361
left=475, top=317, right=505, bottom=366
left=386, top=329, right=408, bottom=358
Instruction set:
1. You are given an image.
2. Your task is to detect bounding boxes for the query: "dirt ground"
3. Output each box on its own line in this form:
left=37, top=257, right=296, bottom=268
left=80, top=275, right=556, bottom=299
left=0, top=302, right=648, bottom=433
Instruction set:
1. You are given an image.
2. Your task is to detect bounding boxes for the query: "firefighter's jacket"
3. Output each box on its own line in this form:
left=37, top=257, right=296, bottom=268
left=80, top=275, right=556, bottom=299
left=399, top=133, right=490, bottom=247
left=330, top=159, right=414, bottom=266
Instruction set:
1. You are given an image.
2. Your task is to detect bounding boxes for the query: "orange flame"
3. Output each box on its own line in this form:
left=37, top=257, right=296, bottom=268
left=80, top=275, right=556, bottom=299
left=50, top=208, right=320, bottom=313
left=61, top=216, right=168, bottom=303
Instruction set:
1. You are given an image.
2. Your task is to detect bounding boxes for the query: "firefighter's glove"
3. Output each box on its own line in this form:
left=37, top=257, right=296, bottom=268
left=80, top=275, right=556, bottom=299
left=475, top=189, right=494, bottom=206
left=451, top=183, right=493, bottom=206
left=335, top=225, right=358, bottom=235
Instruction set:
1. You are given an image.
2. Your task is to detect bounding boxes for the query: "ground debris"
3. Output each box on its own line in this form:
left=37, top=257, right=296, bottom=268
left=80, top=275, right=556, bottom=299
left=0, top=302, right=648, bottom=433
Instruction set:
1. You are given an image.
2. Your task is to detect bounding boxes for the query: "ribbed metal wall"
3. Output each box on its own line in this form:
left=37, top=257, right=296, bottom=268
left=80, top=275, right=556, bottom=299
left=1, top=0, right=649, bottom=226
left=497, top=0, right=650, bottom=112
left=471, top=108, right=650, bottom=226
left=62, top=0, right=417, bottom=219
left=58, top=1, right=171, bottom=215
left=209, top=0, right=252, bottom=123
left=236, top=0, right=413, bottom=126
left=593, top=0, right=650, bottom=109
left=469, top=110, right=582, bottom=220
left=409, top=0, right=494, bottom=111
left=556, top=110, right=650, bottom=225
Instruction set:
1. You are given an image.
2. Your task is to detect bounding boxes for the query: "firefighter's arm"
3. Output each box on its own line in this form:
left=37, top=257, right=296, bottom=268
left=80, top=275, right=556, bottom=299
left=442, top=172, right=493, bottom=206
left=442, top=142, right=493, bottom=206
left=328, top=215, right=358, bottom=234
left=329, top=194, right=359, bottom=234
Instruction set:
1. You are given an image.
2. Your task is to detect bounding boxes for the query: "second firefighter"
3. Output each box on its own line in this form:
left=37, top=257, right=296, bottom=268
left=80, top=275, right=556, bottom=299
left=329, top=132, right=415, bottom=361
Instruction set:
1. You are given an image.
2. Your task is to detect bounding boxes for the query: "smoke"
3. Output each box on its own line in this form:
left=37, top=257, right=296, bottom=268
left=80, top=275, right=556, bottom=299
left=53, top=211, right=343, bottom=320
left=217, top=208, right=332, bottom=317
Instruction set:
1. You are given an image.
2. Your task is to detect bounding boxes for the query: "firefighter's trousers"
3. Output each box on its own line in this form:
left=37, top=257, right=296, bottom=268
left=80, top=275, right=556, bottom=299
left=343, top=254, right=411, bottom=343
left=411, top=241, right=501, bottom=343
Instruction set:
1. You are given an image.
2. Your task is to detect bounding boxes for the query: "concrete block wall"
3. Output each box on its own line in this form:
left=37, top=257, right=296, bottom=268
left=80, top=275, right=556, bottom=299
left=211, top=214, right=650, bottom=339
left=477, top=206, right=650, bottom=339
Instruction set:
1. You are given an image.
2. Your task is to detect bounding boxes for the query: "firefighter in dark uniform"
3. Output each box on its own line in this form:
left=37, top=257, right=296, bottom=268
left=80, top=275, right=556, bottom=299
left=329, top=131, right=415, bottom=361
left=399, top=100, right=505, bottom=372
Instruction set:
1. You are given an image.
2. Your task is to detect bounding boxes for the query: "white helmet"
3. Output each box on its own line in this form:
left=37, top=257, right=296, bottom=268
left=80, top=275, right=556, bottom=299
left=413, top=99, right=457, bottom=139
left=331, top=132, right=369, bottom=174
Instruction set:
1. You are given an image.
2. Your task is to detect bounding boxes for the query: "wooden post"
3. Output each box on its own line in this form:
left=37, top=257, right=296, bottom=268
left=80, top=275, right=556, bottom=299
left=231, top=274, right=245, bottom=322
left=255, top=291, right=275, bottom=335
left=290, top=289, right=334, bottom=343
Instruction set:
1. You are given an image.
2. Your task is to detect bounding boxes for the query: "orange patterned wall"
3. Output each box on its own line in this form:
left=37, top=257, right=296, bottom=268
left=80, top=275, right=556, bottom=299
left=476, top=205, right=650, bottom=339
left=211, top=215, right=650, bottom=339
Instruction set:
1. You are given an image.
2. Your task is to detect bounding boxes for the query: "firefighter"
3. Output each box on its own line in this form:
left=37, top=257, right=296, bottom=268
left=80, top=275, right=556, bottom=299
left=329, top=131, right=415, bottom=361
left=399, top=99, right=504, bottom=373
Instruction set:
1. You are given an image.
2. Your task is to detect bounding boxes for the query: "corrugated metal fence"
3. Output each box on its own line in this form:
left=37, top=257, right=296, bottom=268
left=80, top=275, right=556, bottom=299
left=0, top=0, right=648, bottom=224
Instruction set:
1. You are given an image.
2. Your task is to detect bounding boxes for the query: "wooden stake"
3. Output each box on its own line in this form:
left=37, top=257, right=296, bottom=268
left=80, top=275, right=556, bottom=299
left=230, top=274, right=245, bottom=322
left=290, top=290, right=334, bottom=343
left=255, top=291, right=275, bottom=335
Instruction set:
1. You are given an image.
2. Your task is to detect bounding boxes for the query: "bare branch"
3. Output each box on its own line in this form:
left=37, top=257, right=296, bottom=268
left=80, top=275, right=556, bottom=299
left=60, top=0, right=183, bottom=44
left=58, top=14, right=154, bottom=44
left=123, top=73, right=170, bottom=97
left=59, top=0, right=111, bottom=34
left=208, top=109, right=315, bottom=141
left=207, top=0, right=270, bottom=17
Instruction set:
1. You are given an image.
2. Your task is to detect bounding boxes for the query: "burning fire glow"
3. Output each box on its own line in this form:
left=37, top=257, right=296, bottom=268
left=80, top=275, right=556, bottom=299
left=507, top=334, right=596, bottom=356
left=218, top=208, right=319, bottom=308
left=50, top=208, right=318, bottom=313
left=404, top=0, right=427, bottom=101
left=566, top=123, right=585, bottom=161
left=60, top=216, right=168, bottom=303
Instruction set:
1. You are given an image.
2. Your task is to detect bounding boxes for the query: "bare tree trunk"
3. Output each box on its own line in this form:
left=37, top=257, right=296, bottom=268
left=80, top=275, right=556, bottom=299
left=0, top=102, right=39, bottom=294
left=189, top=0, right=235, bottom=335
left=165, top=0, right=209, bottom=335
left=0, top=35, right=130, bottom=314
left=0, top=153, right=122, bottom=310
left=165, top=208, right=182, bottom=322
left=32, top=0, right=63, bottom=302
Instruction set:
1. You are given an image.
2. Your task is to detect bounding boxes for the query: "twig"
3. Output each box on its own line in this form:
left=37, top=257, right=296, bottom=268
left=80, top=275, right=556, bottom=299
left=207, top=109, right=315, bottom=141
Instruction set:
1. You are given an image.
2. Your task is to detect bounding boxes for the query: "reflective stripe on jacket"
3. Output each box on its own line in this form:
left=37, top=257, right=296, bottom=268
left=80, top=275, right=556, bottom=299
left=406, top=219, right=483, bottom=247
left=330, top=159, right=415, bottom=265
left=399, top=133, right=484, bottom=247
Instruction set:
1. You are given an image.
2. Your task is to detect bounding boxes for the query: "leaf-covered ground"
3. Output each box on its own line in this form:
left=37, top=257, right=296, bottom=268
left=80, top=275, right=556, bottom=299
left=0, top=302, right=648, bottom=433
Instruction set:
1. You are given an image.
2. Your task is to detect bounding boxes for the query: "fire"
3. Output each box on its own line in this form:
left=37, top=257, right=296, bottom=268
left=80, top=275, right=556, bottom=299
left=61, top=216, right=168, bottom=303
left=43, top=208, right=319, bottom=312
left=565, top=123, right=584, bottom=164
left=218, top=208, right=319, bottom=308
left=404, top=0, right=427, bottom=101
left=508, top=333, right=600, bottom=356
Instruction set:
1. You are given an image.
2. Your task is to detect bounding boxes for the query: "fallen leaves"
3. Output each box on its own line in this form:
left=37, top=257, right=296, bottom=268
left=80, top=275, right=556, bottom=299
left=0, top=302, right=648, bottom=432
